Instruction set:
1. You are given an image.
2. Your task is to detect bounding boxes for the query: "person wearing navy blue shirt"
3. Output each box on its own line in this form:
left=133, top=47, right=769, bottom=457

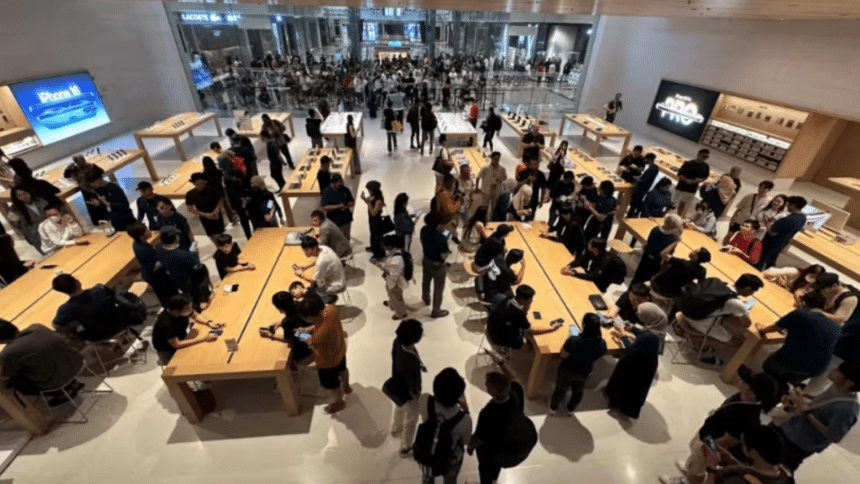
left=550, top=313, right=607, bottom=413
left=128, top=222, right=176, bottom=305
left=641, top=178, right=675, bottom=218
left=320, top=174, right=355, bottom=240
left=86, top=172, right=134, bottom=231
left=583, top=180, right=617, bottom=242
left=135, top=181, right=160, bottom=228
left=155, top=228, right=201, bottom=296
left=260, top=129, right=287, bottom=191
left=757, top=196, right=807, bottom=270
left=630, top=215, right=682, bottom=285
left=627, top=153, right=659, bottom=218
left=420, top=212, right=451, bottom=318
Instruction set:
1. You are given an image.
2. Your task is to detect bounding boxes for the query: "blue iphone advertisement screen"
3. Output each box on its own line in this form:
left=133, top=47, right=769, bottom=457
left=10, top=72, right=110, bottom=145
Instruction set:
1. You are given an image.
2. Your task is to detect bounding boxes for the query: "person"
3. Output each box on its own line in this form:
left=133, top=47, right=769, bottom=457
left=201, top=155, right=236, bottom=222
left=434, top=134, right=453, bottom=185
left=420, top=212, right=451, bottom=318
left=361, top=180, right=386, bottom=260
left=261, top=113, right=294, bottom=169
left=605, top=324, right=661, bottom=419
left=455, top=163, right=476, bottom=226
left=417, top=368, right=472, bottom=483
left=757, top=196, right=807, bottom=270
left=435, top=174, right=463, bottom=241
left=225, top=128, right=258, bottom=176
left=618, top=145, right=646, bottom=174
left=156, top=228, right=209, bottom=310
left=700, top=167, right=741, bottom=217
left=626, top=284, right=671, bottom=340
left=641, top=178, right=675, bottom=218
left=816, top=273, right=860, bottom=325
left=390, top=86, right=406, bottom=124
left=310, top=210, right=351, bottom=258
left=305, top=109, right=324, bottom=149
left=259, top=290, right=313, bottom=369
left=0, top=234, right=33, bottom=285
left=212, top=233, right=255, bottom=280
left=626, top=153, right=660, bottom=218
left=246, top=176, right=282, bottom=230
left=730, top=181, right=774, bottom=232
left=407, top=103, right=421, bottom=150
left=481, top=107, right=502, bottom=151
left=547, top=169, right=576, bottom=227
left=61, top=154, right=106, bottom=224
left=476, top=152, right=508, bottom=217
left=38, top=205, right=86, bottom=253
left=152, top=294, right=222, bottom=363
left=684, top=201, right=718, bottom=240
left=50, top=274, right=133, bottom=341
left=321, top=174, right=355, bottom=240
left=722, top=220, right=763, bottom=266
left=604, top=92, right=623, bottom=123
left=677, top=274, right=765, bottom=364
left=0, top=319, right=85, bottom=404
left=317, top=155, right=332, bottom=194
left=8, top=158, right=61, bottom=206
left=213, top=142, right=252, bottom=238
left=563, top=238, right=620, bottom=293
left=7, top=187, right=48, bottom=253
left=134, top=181, right=161, bottom=228
left=485, top=285, right=562, bottom=353
left=550, top=313, right=607, bottom=413
left=754, top=194, right=788, bottom=240
left=650, top=248, right=710, bottom=313
left=419, top=102, right=438, bottom=156
left=674, top=149, right=711, bottom=218
left=345, top=115, right=361, bottom=172
left=86, top=172, right=134, bottom=231
left=541, top=207, right=586, bottom=258
left=631, top=215, right=682, bottom=285
left=763, top=263, right=824, bottom=302
left=259, top=130, right=287, bottom=191
left=379, top=234, right=410, bottom=320
left=294, top=236, right=345, bottom=304
left=520, top=128, right=545, bottom=162
left=509, top=174, right=534, bottom=222
left=153, top=197, right=192, bottom=250
left=389, top=319, right=426, bottom=457
left=127, top=222, right=175, bottom=305
left=295, top=296, right=351, bottom=414
left=393, top=193, right=419, bottom=253
left=583, top=180, right=617, bottom=242
left=774, top=361, right=860, bottom=471
left=546, top=141, right=569, bottom=193
left=474, top=224, right=512, bottom=271
left=482, top=249, right=525, bottom=305
left=517, top=156, right=547, bottom=220
left=466, top=97, right=479, bottom=131
left=758, top=291, right=839, bottom=391
left=460, top=205, right=489, bottom=254
left=384, top=100, right=398, bottom=154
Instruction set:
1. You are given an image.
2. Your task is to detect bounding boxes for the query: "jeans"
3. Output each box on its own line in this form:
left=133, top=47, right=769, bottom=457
left=392, top=397, right=420, bottom=450
left=387, top=132, right=398, bottom=152
left=403, top=233, right=413, bottom=253
left=422, top=257, right=447, bottom=314
left=550, top=361, right=589, bottom=411
left=484, top=290, right=507, bottom=307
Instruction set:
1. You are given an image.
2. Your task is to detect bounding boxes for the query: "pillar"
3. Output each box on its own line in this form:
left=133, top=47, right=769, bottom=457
left=426, top=10, right=437, bottom=60
left=452, top=11, right=462, bottom=56
left=347, top=7, right=361, bottom=61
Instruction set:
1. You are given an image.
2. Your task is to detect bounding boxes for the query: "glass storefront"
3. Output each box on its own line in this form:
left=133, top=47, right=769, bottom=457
left=163, top=2, right=596, bottom=118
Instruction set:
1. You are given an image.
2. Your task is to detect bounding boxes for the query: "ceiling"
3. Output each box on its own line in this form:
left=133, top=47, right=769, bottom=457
left=197, top=0, right=860, bottom=20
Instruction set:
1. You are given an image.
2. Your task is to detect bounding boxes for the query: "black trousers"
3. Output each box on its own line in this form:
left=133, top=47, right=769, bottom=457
left=550, top=361, right=590, bottom=411
left=278, top=144, right=295, bottom=168
left=270, top=161, right=286, bottom=191
left=225, top=183, right=252, bottom=239
left=483, top=130, right=495, bottom=151
left=477, top=447, right=502, bottom=484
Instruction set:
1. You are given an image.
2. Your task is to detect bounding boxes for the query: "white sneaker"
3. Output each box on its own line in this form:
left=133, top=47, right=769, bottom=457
left=658, top=475, right=689, bottom=484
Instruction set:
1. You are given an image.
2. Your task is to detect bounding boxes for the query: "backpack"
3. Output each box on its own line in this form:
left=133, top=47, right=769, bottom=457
left=605, top=254, right=627, bottom=285
left=401, top=251, right=414, bottom=282
left=112, top=289, right=147, bottom=327
left=496, top=413, right=538, bottom=468
left=677, top=277, right=737, bottom=320
left=413, top=396, right=466, bottom=477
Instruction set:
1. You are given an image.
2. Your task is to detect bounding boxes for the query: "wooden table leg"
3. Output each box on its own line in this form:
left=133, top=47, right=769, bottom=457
left=614, top=221, right=629, bottom=242
left=558, top=118, right=566, bottom=137
left=164, top=379, right=205, bottom=423
left=274, top=370, right=300, bottom=416
left=721, top=334, right=763, bottom=383
left=288, top=116, right=295, bottom=139
left=174, top=136, right=188, bottom=161
left=525, top=351, right=547, bottom=399
left=0, top=386, right=50, bottom=435
left=621, top=134, right=632, bottom=157
left=213, top=116, right=224, bottom=137
left=141, top=150, right=160, bottom=181
left=134, top=134, right=146, bottom=151
left=281, top=194, right=295, bottom=226
left=616, top=190, right=631, bottom=223
left=359, top=120, right=364, bottom=137
left=591, top=136, right=602, bottom=157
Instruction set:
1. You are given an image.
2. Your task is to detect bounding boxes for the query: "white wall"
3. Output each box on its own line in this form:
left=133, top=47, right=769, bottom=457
left=580, top=16, right=860, bottom=154
left=0, top=0, right=195, bottom=168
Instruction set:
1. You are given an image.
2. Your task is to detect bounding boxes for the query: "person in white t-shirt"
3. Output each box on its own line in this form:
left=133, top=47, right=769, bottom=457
left=294, top=236, right=345, bottom=304
left=38, top=205, right=86, bottom=254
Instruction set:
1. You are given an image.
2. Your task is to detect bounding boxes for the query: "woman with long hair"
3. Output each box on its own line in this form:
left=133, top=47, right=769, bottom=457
left=461, top=205, right=489, bottom=253
left=763, top=263, right=825, bottom=302
left=362, top=180, right=386, bottom=260
left=8, top=187, right=48, bottom=254
left=345, top=115, right=361, bottom=172
left=8, top=158, right=61, bottom=206
left=393, top=193, right=418, bottom=253
left=755, top=194, right=788, bottom=240
left=547, top=141, right=569, bottom=190
left=201, top=156, right=236, bottom=222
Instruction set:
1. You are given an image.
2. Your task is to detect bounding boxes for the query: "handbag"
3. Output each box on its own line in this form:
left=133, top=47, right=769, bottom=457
left=379, top=214, right=395, bottom=234
left=392, top=120, right=403, bottom=132
left=382, top=376, right=411, bottom=407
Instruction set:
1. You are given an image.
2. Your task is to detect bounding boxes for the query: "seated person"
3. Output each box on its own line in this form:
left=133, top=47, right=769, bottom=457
left=540, top=207, right=586, bottom=257
left=562, top=238, right=623, bottom=292
left=683, top=201, right=718, bottom=239
left=473, top=224, right=513, bottom=271
left=721, top=219, right=763, bottom=266
left=486, top=285, right=561, bottom=353
left=762, top=264, right=824, bottom=303
left=152, top=294, right=222, bottom=364
left=212, top=233, right=255, bottom=280
left=0, top=319, right=85, bottom=403
left=676, top=274, right=765, bottom=366
left=311, top=210, right=352, bottom=258
left=289, top=281, right=307, bottom=300
left=38, top=205, right=86, bottom=253
left=650, top=247, right=710, bottom=302
left=758, top=291, right=840, bottom=391
left=294, top=236, right=345, bottom=304
left=817, top=272, right=860, bottom=324
left=51, top=274, right=133, bottom=341
left=641, top=178, right=674, bottom=218
left=259, top=290, right=314, bottom=370
left=482, top=249, right=525, bottom=305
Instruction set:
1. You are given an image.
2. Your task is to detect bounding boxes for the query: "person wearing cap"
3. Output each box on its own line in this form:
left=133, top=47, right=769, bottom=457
left=135, top=181, right=160, bottom=228
left=631, top=215, right=682, bottom=285
left=63, top=154, right=107, bottom=225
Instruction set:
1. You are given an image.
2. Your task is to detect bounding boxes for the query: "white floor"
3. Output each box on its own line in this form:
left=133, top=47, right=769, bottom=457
left=0, top=113, right=857, bottom=484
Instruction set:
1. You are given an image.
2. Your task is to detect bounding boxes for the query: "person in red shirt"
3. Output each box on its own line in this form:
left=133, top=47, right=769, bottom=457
left=722, top=219, right=763, bottom=266
left=468, top=98, right=479, bottom=128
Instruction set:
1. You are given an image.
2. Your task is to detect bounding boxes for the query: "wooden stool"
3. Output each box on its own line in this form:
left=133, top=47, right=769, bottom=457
left=609, top=239, right=633, bottom=255
left=129, top=281, right=149, bottom=298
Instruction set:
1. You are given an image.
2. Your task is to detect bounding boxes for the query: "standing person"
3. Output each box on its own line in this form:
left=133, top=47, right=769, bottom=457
left=420, top=102, right=438, bottom=156
left=320, top=174, right=355, bottom=240
left=605, top=324, right=661, bottom=419
left=626, top=153, right=659, bottom=218
left=7, top=188, right=49, bottom=253
left=134, top=181, right=161, bottom=228
left=0, top=233, right=33, bottom=284
left=260, top=130, right=287, bottom=191
left=435, top=174, right=463, bottom=242
left=546, top=141, right=569, bottom=193
left=38, top=206, right=86, bottom=254
left=730, top=181, right=774, bottom=232
left=476, top=152, right=508, bottom=219
left=345, top=115, right=361, bottom=173
left=481, top=107, right=502, bottom=151
left=673, top=149, right=711, bottom=218
left=128, top=222, right=176, bottom=305
left=86, top=173, right=134, bottom=231
left=630, top=215, right=682, bottom=285
left=155, top=228, right=203, bottom=301
left=306, top=109, right=324, bottom=149
left=393, top=193, right=418, bottom=253
left=262, top=113, right=295, bottom=169
left=754, top=195, right=788, bottom=240
left=414, top=368, right=472, bottom=484
left=583, top=180, right=618, bottom=242
left=420, top=212, right=451, bottom=318
left=184, top=173, right=225, bottom=241
left=201, top=156, right=236, bottom=222
left=246, top=176, right=282, bottom=230
left=153, top=198, right=192, bottom=250
left=213, top=142, right=252, bottom=239
left=384, top=101, right=398, bottom=154
left=379, top=234, right=410, bottom=320
left=317, top=156, right=332, bottom=194
left=310, top=210, right=352, bottom=258
left=441, top=76, right=451, bottom=108
left=296, top=296, right=352, bottom=414
left=227, top=131, right=258, bottom=178
left=389, top=319, right=426, bottom=457
left=361, top=180, right=386, bottom=260
left=407, top=103, right=421, bottom=150
left=549, top=313, right=607, bottom=414
left=757, top=196, right=807, bottom=270
left=389, top=86, right=406, bottom=124
left=63, top=154, right=107, bottom=225
left=603, top=93, right=623, bottom=123
left=461, top=206, right=490, bottom=254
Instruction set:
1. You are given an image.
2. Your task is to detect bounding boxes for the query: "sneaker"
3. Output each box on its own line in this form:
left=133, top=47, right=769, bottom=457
left=383, top=301, right=390, bottom=307
left=659, top=476, right=689, bottom=484
left=422, top=299, right=431, bottom=306
left=430, top=310, right=450, bottom=318
left=399, top=447, right=412, bottom=458
left=392, top=314, right=405, bottom=320
left=700, top=356, right=724, bottom=367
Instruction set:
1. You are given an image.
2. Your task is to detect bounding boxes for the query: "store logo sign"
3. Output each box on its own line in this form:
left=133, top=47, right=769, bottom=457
left=180, top=12, right=242, bottom=24
left=655, top=94, right=705, bottom=126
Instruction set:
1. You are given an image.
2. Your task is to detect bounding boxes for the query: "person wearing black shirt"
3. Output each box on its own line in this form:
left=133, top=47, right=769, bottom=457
left=227, top=130, right=258, bottom=177
left=649, top=247, right=710, bottom=314
left=757, top=196, right=808, bottom=270
left=152, top=294, right=221, bottom=363
left=487, top=285, right=535, bottom=350
left=153, top=198, right=192, bottom=250
left=550, top=313, right=607, bottom=413
left=86, top=173, right=135, bottom=231
left=564, top=238, right=612, bottom=292
left=604, top=93, right=623, bottom=123
left=541, top=208, right=586, bottom=257
left=305, top=109, right=324, bottom=149
left=135, top=181, right=161, bottom=228
left=51, top=274, right=127, bottom=341
left=317, top=156, right=332, bottom=193
left=474, top=224, right=513, bottom=270
left=481, top=107, right=503, bottom=152
left=482, top=249, right=525, bottom=305
left=627, top=153, right=659, bottom=218
left=259, top=291, right=313, bottom=368
left=420, top=212, right=451, bottom=318
left=260, top=130, right=287, bottom=192
left=156, top=228, right=206, bottom=306
left=617, top=145, right=646, bottom=184
left=673, top=149, right=711, bottom=218
left=185, top=173, right=225, bottom=239
left=574, top=176, right=598, bottom=226
left=320, top=174, right=356, bottom=239
left=548, top=170, right=576, bottom=227
left=128, top=222, right=176, bottom=305
left=246, top=175, right=283, bottom=230
left=213, top=233, right=255, bottom=279
left=583, top=180, right=618, bottom=242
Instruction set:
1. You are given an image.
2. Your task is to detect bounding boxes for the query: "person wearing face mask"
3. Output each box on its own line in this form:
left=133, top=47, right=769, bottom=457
left=38, top=205, right=86, bottom=253
left=321, top=174, right=356, bottom=240
left=212, top=233, right=255, bottom=280
left=683, top=201, right=718, bottom=240
left=310, top=210, right=351, bottom=258
left=152, top=294, right=223, bottom=364
left=721, top=220, right=763, bottom=266
left=153, top=197, right=193, bottom=250
left=184, top=173, right=225, bottom=241
left=7, top=187, right=49, bottom=254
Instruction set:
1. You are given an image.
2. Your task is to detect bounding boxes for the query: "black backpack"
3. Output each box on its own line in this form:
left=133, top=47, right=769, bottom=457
left=401, top=251, right=414, bottom=282
left=677, top=277, right=737, bottom=320
left=606, top=254, right=627, bottom=285
left=112, top=289, right=147, bottom=327
left=413, top=396, right=466, bottom=477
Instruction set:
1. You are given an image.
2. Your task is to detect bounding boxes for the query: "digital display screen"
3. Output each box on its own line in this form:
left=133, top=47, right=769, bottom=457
left=10, top=72, right=110, bottom=146
left=189, top=59, right=213, bottom=90
left=647, top=80, right=721, bottom=142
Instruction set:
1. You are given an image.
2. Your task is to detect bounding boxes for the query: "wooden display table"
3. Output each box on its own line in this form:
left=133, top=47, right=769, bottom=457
left=152, top=150, right=219, bottom=200
left=559, top=113, right=632, bottom=157
left=644, top=146, right=722, bottom=185
left=436, top=113, right=477, bottom=147
left=235, top=112, right=294, bottom=139
left=553, top=147, right=635, bottom=217
left=320, top=112, right=364, bottom=143
left=279, top=148, right=355, bottom=226
left=501, top=113, right=557, bottom=148
left=0, top=149, right=158, bottom=230
left=616, top=217, right=786, bottom=382
left=162, top=228, right=314, bottom=422
left=790, top=228, right=860, bottom=283
left=134, top=112, right=223, bottom=161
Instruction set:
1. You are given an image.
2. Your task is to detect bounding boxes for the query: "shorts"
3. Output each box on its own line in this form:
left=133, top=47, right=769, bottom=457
left=672, top=189, right=697, bottom=207
left=318, top=356, right=348, bottom=390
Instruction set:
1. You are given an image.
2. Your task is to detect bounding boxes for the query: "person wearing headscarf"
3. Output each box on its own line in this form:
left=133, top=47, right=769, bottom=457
left=605, top=326, right=661, bottom=419
left=630, top=214, right=682, bottom=285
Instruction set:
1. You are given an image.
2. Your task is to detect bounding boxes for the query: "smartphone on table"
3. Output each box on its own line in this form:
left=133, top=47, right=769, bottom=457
left=588, top=294, right=608, bottom=311
left=189, top=241, right=198, bottom=252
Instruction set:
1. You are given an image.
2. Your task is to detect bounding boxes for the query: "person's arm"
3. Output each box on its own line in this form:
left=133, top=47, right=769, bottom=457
left=168, top=332, right=218, bottom=350
left=738, top=239, right=762, bottom=265
left=660, top=241, right=679, bottom=260
left=136, top=199, right=146, bottom=223
left=823, top=295, right=858, bottom=324
left=369, top=200, right=383, bottom=217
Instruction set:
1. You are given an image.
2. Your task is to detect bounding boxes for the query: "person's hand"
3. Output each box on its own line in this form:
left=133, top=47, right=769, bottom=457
left=259, top=328, right=274, bottom=339
left=204, top=334, right=219, bottom=342
left=191, top=244, right=199, bottom=253
left=209, top=321, right=226, bottom=329
left=23, top=260, right=36, bottom=268
left=610, top=329, right=623, bottom=340
left=75, top=239, right=90, bottom=246
left=561, top=266, right=573, bottom=276
left=539, top=232, right=549, bottom=239
left=787, top=388, right=811, bottom=412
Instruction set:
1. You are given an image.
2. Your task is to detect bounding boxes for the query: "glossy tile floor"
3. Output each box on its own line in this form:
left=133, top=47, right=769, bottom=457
left=1, top=113, right=857, bottom=484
